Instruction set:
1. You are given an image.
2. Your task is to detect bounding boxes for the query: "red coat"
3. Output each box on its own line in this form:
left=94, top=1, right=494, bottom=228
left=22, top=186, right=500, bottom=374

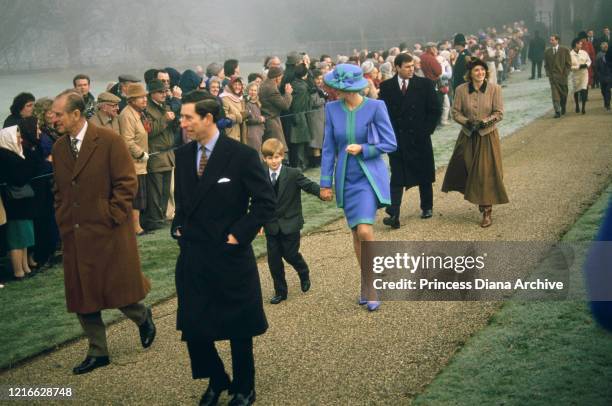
left=420, top=52, right=442, bottom=82
left=581, top=39, right=596, bottom=85
left=52, top=123, right=150, bottom=313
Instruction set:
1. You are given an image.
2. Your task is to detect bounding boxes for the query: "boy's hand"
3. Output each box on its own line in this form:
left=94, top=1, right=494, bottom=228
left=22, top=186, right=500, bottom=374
left=320, top=188, right=333, bottom=201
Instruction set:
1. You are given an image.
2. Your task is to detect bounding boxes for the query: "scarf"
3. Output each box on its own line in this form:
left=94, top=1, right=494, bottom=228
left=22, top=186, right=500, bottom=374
left=220, top=84, right=243, bottom=103
left=0, top=125, right=24, bottom=158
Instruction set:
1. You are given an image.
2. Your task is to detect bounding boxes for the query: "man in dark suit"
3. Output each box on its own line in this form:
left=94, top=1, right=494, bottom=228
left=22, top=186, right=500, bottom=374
left=378, top=53, right=441, bottom=228
left=172, top=97, right=275, bottom=406
left=528, top=30, right=546, bottom=79
left=544, top=34, right=572, bottom=118
left=261, top=138, right=323, bottom=304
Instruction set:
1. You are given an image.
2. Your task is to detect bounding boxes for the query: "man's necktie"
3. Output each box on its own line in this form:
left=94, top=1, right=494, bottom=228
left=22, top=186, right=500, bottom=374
left=140, top=111, right=152, bottom=134
left=70, top=138, right=79, bottom=159
left=197, top=148, right=208, bottom=178
left=553, top=48, right=557, bottom=55
left=401, top=80, right=407, bottom=95
left=271, top=172, right=277, bottom=185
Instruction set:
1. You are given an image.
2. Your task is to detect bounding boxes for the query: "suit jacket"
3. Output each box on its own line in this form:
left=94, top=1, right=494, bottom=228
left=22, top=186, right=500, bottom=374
left=118, top=105, right=149, bottom=175
left=264, top=165, right=320, bottom=235
left=544, top=46, right=572, bottom=81
left=51, top=122, right=150, bottom=314
left=379, top=75, right=441, bottom=187
left=172, top=135, right=276, bottom=341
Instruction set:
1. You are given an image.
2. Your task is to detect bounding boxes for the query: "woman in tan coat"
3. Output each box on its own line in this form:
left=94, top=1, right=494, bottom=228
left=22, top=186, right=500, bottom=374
left=221, top=76, right=247, bottom=142
left=441, top=59, right=509, bottom=227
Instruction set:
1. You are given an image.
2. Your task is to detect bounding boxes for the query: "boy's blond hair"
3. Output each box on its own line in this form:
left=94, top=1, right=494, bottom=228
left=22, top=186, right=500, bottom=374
left=261, top=138, right=285, bottom=157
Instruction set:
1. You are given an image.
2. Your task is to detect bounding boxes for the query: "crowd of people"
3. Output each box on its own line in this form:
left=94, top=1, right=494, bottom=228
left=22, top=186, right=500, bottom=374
left=1, top=20, right=611, bottom=288
left=1, top=18, right=612, bottom=405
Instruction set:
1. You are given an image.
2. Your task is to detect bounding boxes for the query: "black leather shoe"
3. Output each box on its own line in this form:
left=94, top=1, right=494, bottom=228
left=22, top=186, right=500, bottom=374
left=200, top=378, right=231, bottom=406
left=382, top=215, right=400, bottom=229
left=300, top=278, right=311, bottom=293
left=554, top=112, right=561, bottom=118
left=139, top=306, right=156, bottom=348
left=421, top=209, right=433, bottom=219
left=228, top=390, right=256, bottom=406
left=72, top=356, right=110, bottom=375
left=269, top=295, right=287, bottom=304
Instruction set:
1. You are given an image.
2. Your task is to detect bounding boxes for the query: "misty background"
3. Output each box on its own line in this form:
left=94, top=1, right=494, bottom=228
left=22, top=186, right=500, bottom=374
left=1, top=0, right=609, bottom=73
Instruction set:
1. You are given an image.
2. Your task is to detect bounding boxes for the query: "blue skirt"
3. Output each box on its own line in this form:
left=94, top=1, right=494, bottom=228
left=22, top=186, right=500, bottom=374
left=343, top=156, right=378, bottom=229
left=6, top=220, right=34, bottom=250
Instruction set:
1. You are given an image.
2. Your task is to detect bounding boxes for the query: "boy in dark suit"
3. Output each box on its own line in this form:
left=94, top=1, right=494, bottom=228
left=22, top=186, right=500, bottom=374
left=262, top=138, right=324, bottom=304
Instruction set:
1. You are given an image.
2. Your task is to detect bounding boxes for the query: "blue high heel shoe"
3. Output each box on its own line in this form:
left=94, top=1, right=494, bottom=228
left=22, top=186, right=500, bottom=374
left=367, top=301, right=380, bottom=312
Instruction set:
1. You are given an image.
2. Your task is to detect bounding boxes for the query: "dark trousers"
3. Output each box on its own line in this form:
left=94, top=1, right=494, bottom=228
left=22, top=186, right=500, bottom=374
left=288, top=142, right=308, bottom=170
left=265, top=231, right=309, bottom=297
left=186, top=338, right=254, bottom=395
left=386, top=184, right=433, bottom=217
left=531, top=60, right=543, bottom=78
left=33, top=210, right=58, bottom=265
left=601, top=81, right=611, bottom=108
left=142, top=170, right=172, bottom=230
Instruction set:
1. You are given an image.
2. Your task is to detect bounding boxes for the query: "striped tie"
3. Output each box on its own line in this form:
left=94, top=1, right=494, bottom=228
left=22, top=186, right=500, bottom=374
left=198, top=147, right=208, bottom=177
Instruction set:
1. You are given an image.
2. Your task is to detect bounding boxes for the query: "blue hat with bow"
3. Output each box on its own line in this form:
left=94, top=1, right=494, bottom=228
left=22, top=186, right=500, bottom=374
left=324, top=63, right=369, bottom=92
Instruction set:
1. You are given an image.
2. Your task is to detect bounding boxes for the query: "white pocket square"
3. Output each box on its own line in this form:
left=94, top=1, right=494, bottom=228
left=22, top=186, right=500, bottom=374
left=217, top=178, right=231, bottom=183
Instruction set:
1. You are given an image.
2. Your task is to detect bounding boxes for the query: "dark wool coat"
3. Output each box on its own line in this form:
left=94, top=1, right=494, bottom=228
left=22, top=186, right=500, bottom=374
left=52, top=123, right=150, bottom=314
left=172, top=135, right=276, bottom=341
left=379, top=75, right=441, bottom=187
left=453, top=49, right=472, bottom=90
left=289, top=78, right=312, bottom=144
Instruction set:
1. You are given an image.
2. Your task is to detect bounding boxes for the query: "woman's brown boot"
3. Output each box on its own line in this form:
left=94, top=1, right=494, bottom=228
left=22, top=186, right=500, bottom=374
left=481, top=206, right=492, bottom=228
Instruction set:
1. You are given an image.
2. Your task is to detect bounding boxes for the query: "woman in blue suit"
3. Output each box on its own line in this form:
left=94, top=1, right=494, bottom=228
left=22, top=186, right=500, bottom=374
left=320, top=64, right=397, bottom=311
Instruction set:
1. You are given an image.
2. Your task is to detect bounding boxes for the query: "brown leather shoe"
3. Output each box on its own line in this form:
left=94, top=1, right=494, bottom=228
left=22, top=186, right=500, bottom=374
left=481, top=206, right=492, bottom=228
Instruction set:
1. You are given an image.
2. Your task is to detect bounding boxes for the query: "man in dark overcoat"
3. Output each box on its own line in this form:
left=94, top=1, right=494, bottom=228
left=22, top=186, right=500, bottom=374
left=51, top=90, right=155, bottom=375
left=452, top=33, right=472, bottom=91
left=379, top=53, right=441, bottom=228
left=172, top=97, right=275, bottom=406
left=528, top=30, right=546, bottom=79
